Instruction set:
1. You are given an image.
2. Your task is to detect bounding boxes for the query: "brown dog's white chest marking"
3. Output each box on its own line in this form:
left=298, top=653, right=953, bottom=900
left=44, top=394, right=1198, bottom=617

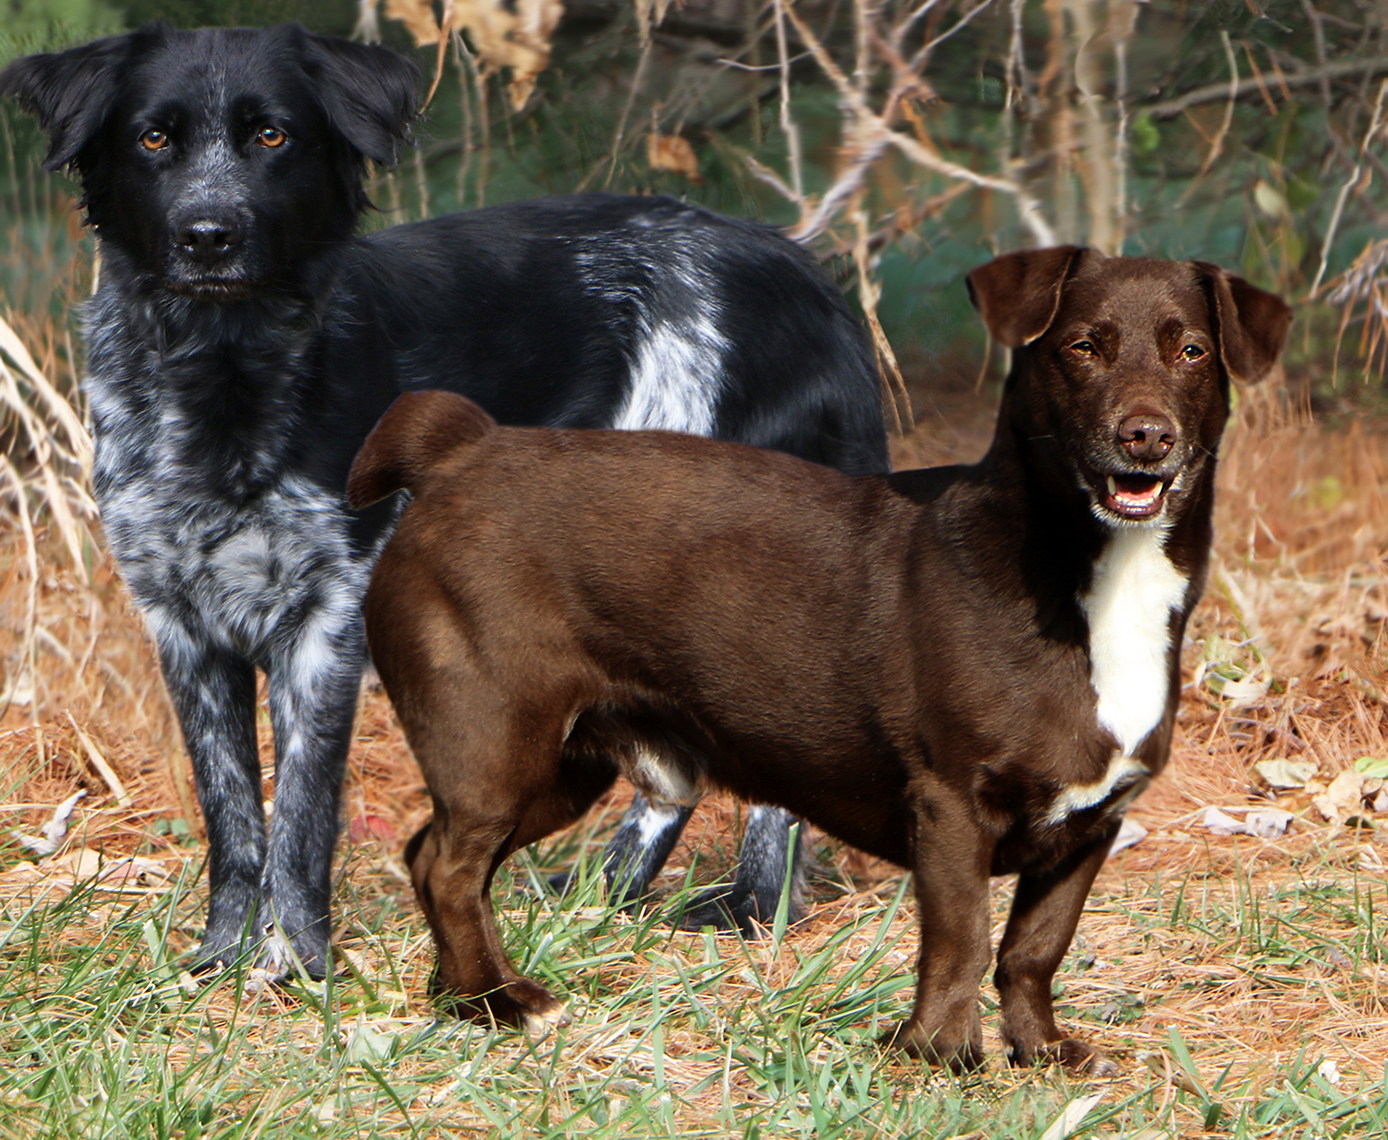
left=1047, top=524, right=1188, bottom=823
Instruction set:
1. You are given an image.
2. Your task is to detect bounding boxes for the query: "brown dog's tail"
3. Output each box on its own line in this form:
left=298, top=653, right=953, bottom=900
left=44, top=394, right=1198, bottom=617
left=348, top=390, right=496, bottom=508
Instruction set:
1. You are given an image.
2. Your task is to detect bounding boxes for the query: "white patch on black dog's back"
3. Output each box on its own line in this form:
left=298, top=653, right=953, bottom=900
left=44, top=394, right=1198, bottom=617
left=580, top=228, right=729, bottom=436
left=613, top=313, right=727, bottom=434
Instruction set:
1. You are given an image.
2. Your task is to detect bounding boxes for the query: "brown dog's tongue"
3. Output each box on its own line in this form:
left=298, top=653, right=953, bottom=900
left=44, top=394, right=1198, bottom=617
left=1107, top=474, right=1164, bottom=516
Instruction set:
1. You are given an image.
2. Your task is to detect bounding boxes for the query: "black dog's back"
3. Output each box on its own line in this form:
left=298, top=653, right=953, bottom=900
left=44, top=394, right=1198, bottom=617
left=339, top=195, right=887, bottom=467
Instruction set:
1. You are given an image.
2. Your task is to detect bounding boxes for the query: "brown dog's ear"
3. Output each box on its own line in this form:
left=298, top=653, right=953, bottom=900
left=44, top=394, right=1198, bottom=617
left=966, top=246, right=1087, bottom=347
left=348, top=391, right=496, bottom=508
left=1192, top=263, right=1293, bottom=384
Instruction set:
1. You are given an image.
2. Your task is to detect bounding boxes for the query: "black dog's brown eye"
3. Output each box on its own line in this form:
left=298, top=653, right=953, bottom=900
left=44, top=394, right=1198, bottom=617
left=1069, top=339, right=1097, bottom=357
left=256, top=127, right=287, bottom=148
left=139, top=129, right=169, bottom=152
left=1180, top=344, right=1207, bottom=361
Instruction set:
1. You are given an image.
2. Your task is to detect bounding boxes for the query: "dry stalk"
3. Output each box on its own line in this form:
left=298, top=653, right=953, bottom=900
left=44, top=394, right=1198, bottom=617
left=0, top=455, right=39, bottom=723
left=64, top=709, right=133, bottom=808
left=763, top=0, right=1054, bottom=247
left=1311, top=78, right=1388, bottom=299
left=774, top=0, right=804, bottom=198
left=1179, top=31, right=1240, bottom=204
left=851, top=194, right=908, bottom=432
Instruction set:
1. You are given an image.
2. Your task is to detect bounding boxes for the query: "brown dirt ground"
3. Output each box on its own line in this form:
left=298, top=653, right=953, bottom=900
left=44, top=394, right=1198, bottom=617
left=1, top=371, right=1387, bottom=1123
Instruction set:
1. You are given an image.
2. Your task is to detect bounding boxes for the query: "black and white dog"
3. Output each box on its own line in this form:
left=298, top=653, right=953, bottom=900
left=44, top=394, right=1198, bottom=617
left=1, top=22, right=888, bottom=976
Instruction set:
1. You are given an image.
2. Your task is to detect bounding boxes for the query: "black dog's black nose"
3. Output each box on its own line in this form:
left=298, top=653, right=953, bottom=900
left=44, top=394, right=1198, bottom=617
left=177, top=218, right=242, bottom=263
left=1119, top=412, right=1176, bottom=462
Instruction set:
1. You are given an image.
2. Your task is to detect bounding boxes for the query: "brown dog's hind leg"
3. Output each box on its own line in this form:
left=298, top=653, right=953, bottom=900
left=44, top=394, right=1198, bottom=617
left=405, top=733, right=616, bottom=1035
left=994, top=826, right=1120, bottom=1077
left=410, top=821, right=564, bottom=1032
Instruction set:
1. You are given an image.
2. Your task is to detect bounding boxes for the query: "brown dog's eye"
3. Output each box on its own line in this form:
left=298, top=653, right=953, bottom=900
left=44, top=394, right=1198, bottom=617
left=1069, top=340, right=1097, bottom=357
left=256, top=127, right=288, bottom=148
left=1180, top=344, right=1207, bottom=361
left=139, top=129, right=169, bottom=152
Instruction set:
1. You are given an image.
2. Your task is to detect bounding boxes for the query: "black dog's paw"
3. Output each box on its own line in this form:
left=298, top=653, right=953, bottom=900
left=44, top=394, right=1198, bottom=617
left=186, top=924, right=330, bottom=984
left=186, top=922, right=259, bottom=976
left=675, top=884, right=806, bottom=939
left=186, top=942, right=247, bottom=977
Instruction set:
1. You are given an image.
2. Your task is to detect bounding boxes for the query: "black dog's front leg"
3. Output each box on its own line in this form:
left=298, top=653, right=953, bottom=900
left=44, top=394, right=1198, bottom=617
left=153, top=627, right=266, bottom=972
left=260, top=606, right=367, bottom=977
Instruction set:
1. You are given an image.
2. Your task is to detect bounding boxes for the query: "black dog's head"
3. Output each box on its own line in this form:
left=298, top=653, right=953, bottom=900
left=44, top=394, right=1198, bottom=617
left=0, top=23, right=418, bottom=300
left=968, top=247, right=1292, bottom=529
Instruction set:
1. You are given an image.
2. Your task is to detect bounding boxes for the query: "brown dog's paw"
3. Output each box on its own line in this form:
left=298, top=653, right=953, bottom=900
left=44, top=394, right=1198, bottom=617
left=435, top=976, right=568, bottom=1034
left=1008, top=1036, right=1120, bottom=1077
left=881, top=1022, right=986, bottom=1073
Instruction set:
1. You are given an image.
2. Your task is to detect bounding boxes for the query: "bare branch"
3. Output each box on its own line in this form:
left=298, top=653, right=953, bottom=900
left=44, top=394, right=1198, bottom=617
left=1146, top=56, right=1388, bottom=121
left=773, top=0, right=805, bottom=198
left=1312, top=78, right=1388, bottom=298
left=908, top=0, right=999, bottom=75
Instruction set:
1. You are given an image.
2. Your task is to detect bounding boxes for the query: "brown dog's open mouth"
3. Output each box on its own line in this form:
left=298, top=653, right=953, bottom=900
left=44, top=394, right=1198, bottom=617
left=1102, top=472, right=1168, bottom=520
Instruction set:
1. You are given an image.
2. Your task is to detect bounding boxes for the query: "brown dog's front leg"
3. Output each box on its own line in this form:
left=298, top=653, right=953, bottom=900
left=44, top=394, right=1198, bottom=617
left=887, top=792, right=995, bottom=1071
left=407, top=821, right=570, bottom=1035
left=995, top=824, right=1118, bottom=1076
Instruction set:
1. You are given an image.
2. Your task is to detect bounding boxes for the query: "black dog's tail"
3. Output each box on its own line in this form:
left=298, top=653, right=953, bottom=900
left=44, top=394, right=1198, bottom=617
left=348, top=390, right=495, bottom=507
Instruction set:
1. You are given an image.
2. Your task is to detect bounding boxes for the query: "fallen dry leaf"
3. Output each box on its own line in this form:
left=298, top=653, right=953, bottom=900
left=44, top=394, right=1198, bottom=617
left=11, top=788, right=87, bottom=856
left=1255, top=756, right=1318, bottom=789
left=1200, top=805, right=1294, bottom=838
left=1312, top=768, right=1369, bottom=824
left=1109, top=815, right=1147, bottom=854
left=648, top=133, right=702, bottom=183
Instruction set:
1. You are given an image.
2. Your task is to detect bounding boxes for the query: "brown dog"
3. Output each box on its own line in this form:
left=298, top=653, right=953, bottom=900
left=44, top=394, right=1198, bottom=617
left=348, top=248, right=1291, bottom=1072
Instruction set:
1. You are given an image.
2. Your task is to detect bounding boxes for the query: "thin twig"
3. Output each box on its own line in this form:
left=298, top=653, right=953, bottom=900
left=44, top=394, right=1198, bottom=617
left=779, top=1, right=1054, bottom=245
left=421, top=0, right=453, bottom=110
left=889, top=130, right=1056, bottom=245
left=1311, top=78, right=1388, bottom=298
left=852, top=195, right=907, bottom=434
left=1, top=455, right=39, bottom=726
left=65, top=711, right=133, bottom=808
left=908, top=0, right=999, bottom=75
left=602, top=37, right=654, bottom=190
left=1178, top=32, right=1239, bottom=204
left=1146, top=56, right=1388, bottom=121
left=773, top=0, right=804, bottom=198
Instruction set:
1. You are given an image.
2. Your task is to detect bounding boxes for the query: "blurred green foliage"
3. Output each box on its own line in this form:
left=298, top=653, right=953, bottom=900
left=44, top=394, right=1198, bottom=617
left=3, top=0, right=1387, bottom=388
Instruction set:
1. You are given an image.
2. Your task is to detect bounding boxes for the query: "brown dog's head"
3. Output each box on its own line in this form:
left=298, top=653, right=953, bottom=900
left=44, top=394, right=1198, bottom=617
left=967, top=248, right=1292, bottom=528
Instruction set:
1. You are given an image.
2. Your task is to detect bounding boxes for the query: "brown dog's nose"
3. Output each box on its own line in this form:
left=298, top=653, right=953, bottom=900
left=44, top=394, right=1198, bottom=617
left=1119, top=412, right=1175, bottom=462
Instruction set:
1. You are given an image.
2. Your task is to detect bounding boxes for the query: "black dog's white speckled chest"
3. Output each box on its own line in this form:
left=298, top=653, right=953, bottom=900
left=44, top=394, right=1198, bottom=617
left=83, top=288, right=384, bottom=669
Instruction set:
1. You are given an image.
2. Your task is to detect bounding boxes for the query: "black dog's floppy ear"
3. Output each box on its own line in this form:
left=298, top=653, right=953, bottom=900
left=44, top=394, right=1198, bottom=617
left=298, top=27, right=419, bottom=166
left=967, top=246, right=1087, bottom=348
left=0, top=28, right=149, bottom=171
left=348, top=391, right=496, bottom=508
left=1192, top=263, right=1293, bottom=384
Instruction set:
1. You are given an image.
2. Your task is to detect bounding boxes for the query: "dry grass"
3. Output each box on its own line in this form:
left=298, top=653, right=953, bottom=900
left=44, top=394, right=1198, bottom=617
left=2, top=248, right=1388, bottom=1135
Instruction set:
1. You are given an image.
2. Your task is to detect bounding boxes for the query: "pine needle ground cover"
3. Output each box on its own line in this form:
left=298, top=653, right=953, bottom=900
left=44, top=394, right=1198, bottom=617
left=2, top=334, right=1386, bottom=1138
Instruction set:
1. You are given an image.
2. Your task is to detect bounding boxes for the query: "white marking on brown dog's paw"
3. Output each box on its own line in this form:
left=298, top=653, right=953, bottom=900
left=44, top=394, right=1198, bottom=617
left=522, top=1003, right=572, bottom=1040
